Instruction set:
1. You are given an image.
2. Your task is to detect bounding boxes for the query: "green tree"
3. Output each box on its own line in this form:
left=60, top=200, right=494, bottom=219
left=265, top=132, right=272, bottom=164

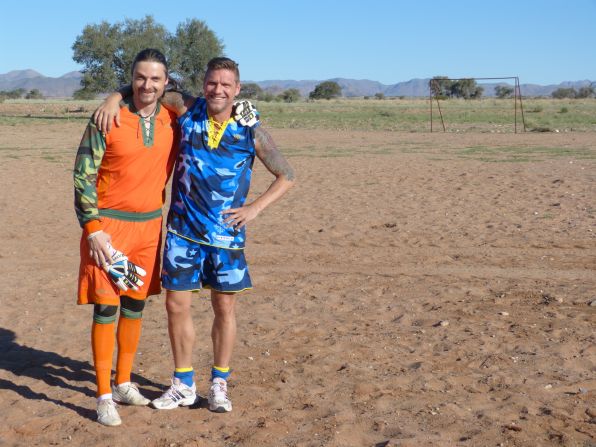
left=258, top=92, right=276, bottom=102
left=73, top=88, right=97, bottom=100
left=309, top=81, right=342, bottom=100
left=25, top=89, right=44, bottom=99
left=10, top=88, right=26, bottom=98
left=0, top=88, right=26, bottom=99
left=430, top=76, right=453, bottom=98
left=278, top=88, right=301, bottom=103
left=116, top=16, right=169, bottom=77
left=551, top=88, right=577, bottom=99
left=494, top=85, right=514, bottom=98
left=450, top=79, right=483, bottom=99
left=374, top=92, right=385, bottom=100
left=239, top=83, right=263, bottom=99
left=72, top=15, right=221, bottom=96
left=169, top=18, right=224, bottom=94
left=576, top=85, right=594, bottom=98
left=72, top=21, right=122, bottom=94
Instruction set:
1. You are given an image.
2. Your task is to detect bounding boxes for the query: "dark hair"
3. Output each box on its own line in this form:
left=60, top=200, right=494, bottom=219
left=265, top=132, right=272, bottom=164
left=206, top=57, right=240, bottom=82
left=131, top=48, right=168, bottom=77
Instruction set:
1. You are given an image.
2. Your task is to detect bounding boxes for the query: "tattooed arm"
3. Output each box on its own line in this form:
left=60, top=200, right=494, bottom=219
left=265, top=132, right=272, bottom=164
left=161, top=90, right=196, bottom=117
left=93, top=86, right=195, bottom=133
left=221, top=127, right=295, bottom=230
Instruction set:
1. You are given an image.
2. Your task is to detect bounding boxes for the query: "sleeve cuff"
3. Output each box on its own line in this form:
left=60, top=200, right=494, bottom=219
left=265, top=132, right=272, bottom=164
left=83, top=219, right=102, bottom=234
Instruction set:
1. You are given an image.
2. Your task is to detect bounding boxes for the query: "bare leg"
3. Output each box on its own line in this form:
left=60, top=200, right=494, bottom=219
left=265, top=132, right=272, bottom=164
left=166, top=290, right=194, bottom=368
left=211, top=291, right=237, bottom=368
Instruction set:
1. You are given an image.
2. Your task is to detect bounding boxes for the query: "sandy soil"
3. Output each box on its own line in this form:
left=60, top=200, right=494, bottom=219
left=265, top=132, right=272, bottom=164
left=0, top=118, right=594, bottom=447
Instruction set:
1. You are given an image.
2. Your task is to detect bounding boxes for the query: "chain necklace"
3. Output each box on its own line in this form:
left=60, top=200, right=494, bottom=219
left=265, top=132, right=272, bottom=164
left=138, top=104, right=158, bottom=120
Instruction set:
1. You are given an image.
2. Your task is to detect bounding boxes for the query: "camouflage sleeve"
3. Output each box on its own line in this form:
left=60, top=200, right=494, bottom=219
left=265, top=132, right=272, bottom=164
left=73, top=121, right=106, bottom=228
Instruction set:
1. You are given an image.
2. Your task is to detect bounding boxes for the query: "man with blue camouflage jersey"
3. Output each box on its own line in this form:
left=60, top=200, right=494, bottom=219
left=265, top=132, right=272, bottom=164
left=96, top=57, right=295, bottom=413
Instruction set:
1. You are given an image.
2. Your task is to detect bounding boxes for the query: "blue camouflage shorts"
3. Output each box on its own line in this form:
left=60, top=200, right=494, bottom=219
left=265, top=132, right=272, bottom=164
left=162, top=231, right=252, bottom=293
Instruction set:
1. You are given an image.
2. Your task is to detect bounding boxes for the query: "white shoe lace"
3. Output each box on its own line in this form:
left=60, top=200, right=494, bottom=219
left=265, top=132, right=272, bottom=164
left=211, top=380, right=228, bottom=403
left=165, top=380, right=191, bottom=401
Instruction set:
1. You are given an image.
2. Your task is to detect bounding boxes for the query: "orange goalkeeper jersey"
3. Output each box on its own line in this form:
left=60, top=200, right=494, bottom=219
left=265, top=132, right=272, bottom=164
left=73, top=102, right=179, bottom=233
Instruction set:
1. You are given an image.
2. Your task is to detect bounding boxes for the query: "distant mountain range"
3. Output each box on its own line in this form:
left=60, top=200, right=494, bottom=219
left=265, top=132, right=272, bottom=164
left=0, top=70, right=83, bottom=97
left=249, top=78, right=595, bottom=98
left=0, top=69, right=593, bottom=98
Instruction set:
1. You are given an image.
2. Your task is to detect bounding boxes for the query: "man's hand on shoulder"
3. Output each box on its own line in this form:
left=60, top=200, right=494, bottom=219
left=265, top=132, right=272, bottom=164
left=93, top=92, right=124, bottom=134
left=233, top=100, right=259, bottom=127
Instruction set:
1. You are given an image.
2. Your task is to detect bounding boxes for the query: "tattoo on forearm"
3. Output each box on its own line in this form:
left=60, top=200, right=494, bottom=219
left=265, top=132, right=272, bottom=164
left=255, top=128, right=295, bottom=181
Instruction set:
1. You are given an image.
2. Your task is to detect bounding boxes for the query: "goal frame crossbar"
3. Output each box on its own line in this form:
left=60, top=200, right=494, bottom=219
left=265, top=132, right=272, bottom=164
left=429, top=77, right=526, bottom=133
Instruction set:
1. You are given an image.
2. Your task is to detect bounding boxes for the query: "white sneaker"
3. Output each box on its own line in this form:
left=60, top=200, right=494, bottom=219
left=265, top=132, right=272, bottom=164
left=97, top=399, right=122, bottom=426
left=151, top=377, right=197, bottom=409
left=208, top=378, right=232, bottom=413
left=112, top=382, right=150, bottom=406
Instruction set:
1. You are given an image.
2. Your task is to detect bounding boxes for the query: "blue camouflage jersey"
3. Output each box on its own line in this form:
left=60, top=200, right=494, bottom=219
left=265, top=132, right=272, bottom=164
left=166, top=97, right=259, bottom=249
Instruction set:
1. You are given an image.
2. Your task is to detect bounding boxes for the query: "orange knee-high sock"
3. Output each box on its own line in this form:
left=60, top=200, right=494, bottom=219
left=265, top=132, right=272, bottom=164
left=115, top=316, right=143, bottom=385
left=92, top=321, right=116, bottom=397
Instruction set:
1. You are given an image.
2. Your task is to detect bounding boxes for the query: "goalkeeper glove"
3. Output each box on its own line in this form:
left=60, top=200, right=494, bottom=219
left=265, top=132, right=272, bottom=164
left=104, top=243, right=147, bottom=292
left=233, top=100, right=260, bottom=127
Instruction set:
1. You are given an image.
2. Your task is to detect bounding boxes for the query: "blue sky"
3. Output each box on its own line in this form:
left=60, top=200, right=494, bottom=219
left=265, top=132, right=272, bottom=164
left=1, top=0, right=594, bottom=85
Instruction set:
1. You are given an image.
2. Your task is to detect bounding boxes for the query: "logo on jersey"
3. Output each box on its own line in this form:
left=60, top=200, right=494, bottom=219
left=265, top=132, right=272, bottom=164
left=215, top=235, right=234, bottom=242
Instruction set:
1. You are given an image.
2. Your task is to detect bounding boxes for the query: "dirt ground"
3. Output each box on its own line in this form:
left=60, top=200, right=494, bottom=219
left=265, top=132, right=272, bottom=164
left=0, top=117, right=594, bottom=447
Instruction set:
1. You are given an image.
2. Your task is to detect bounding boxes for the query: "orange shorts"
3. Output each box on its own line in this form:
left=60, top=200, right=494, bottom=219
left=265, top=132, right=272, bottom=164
left=78, top=216, right=163, bottom=306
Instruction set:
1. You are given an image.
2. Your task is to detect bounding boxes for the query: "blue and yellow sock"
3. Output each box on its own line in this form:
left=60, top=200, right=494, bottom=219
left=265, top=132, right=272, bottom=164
left=174, top=367, right=194, bottom=387
left=211, top=365, right=230, bottom=381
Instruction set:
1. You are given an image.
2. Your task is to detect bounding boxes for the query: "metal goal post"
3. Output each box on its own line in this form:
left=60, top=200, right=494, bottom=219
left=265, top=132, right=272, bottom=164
left=429, top=77, right=526, bottom=133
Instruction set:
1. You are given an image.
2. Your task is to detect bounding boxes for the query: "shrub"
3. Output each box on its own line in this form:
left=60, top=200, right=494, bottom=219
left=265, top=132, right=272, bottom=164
left=551, top=88, right=576, bottom=99
left=278, top=88, right=301, bottom=103
left=25, top=89, right=44, bottom=99
left=73, top=89, right=96, bottom=100
left=258, top=92, right=276, bottom=102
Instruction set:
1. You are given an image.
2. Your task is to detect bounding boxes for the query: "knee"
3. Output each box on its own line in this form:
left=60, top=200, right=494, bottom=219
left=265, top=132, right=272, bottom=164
left=165, top=295, right=191, bottom=316
left=120, top=296, right=145, bottom=320
left=93, top=304, right=118, bottom=324
left=212, top=295, right=236, bottom=320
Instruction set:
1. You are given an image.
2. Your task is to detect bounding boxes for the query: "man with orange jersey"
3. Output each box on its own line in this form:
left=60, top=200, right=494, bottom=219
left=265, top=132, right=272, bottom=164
left=73, top=48, right=178, bottom=426
left=94, top=57, right=294, bottom=415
